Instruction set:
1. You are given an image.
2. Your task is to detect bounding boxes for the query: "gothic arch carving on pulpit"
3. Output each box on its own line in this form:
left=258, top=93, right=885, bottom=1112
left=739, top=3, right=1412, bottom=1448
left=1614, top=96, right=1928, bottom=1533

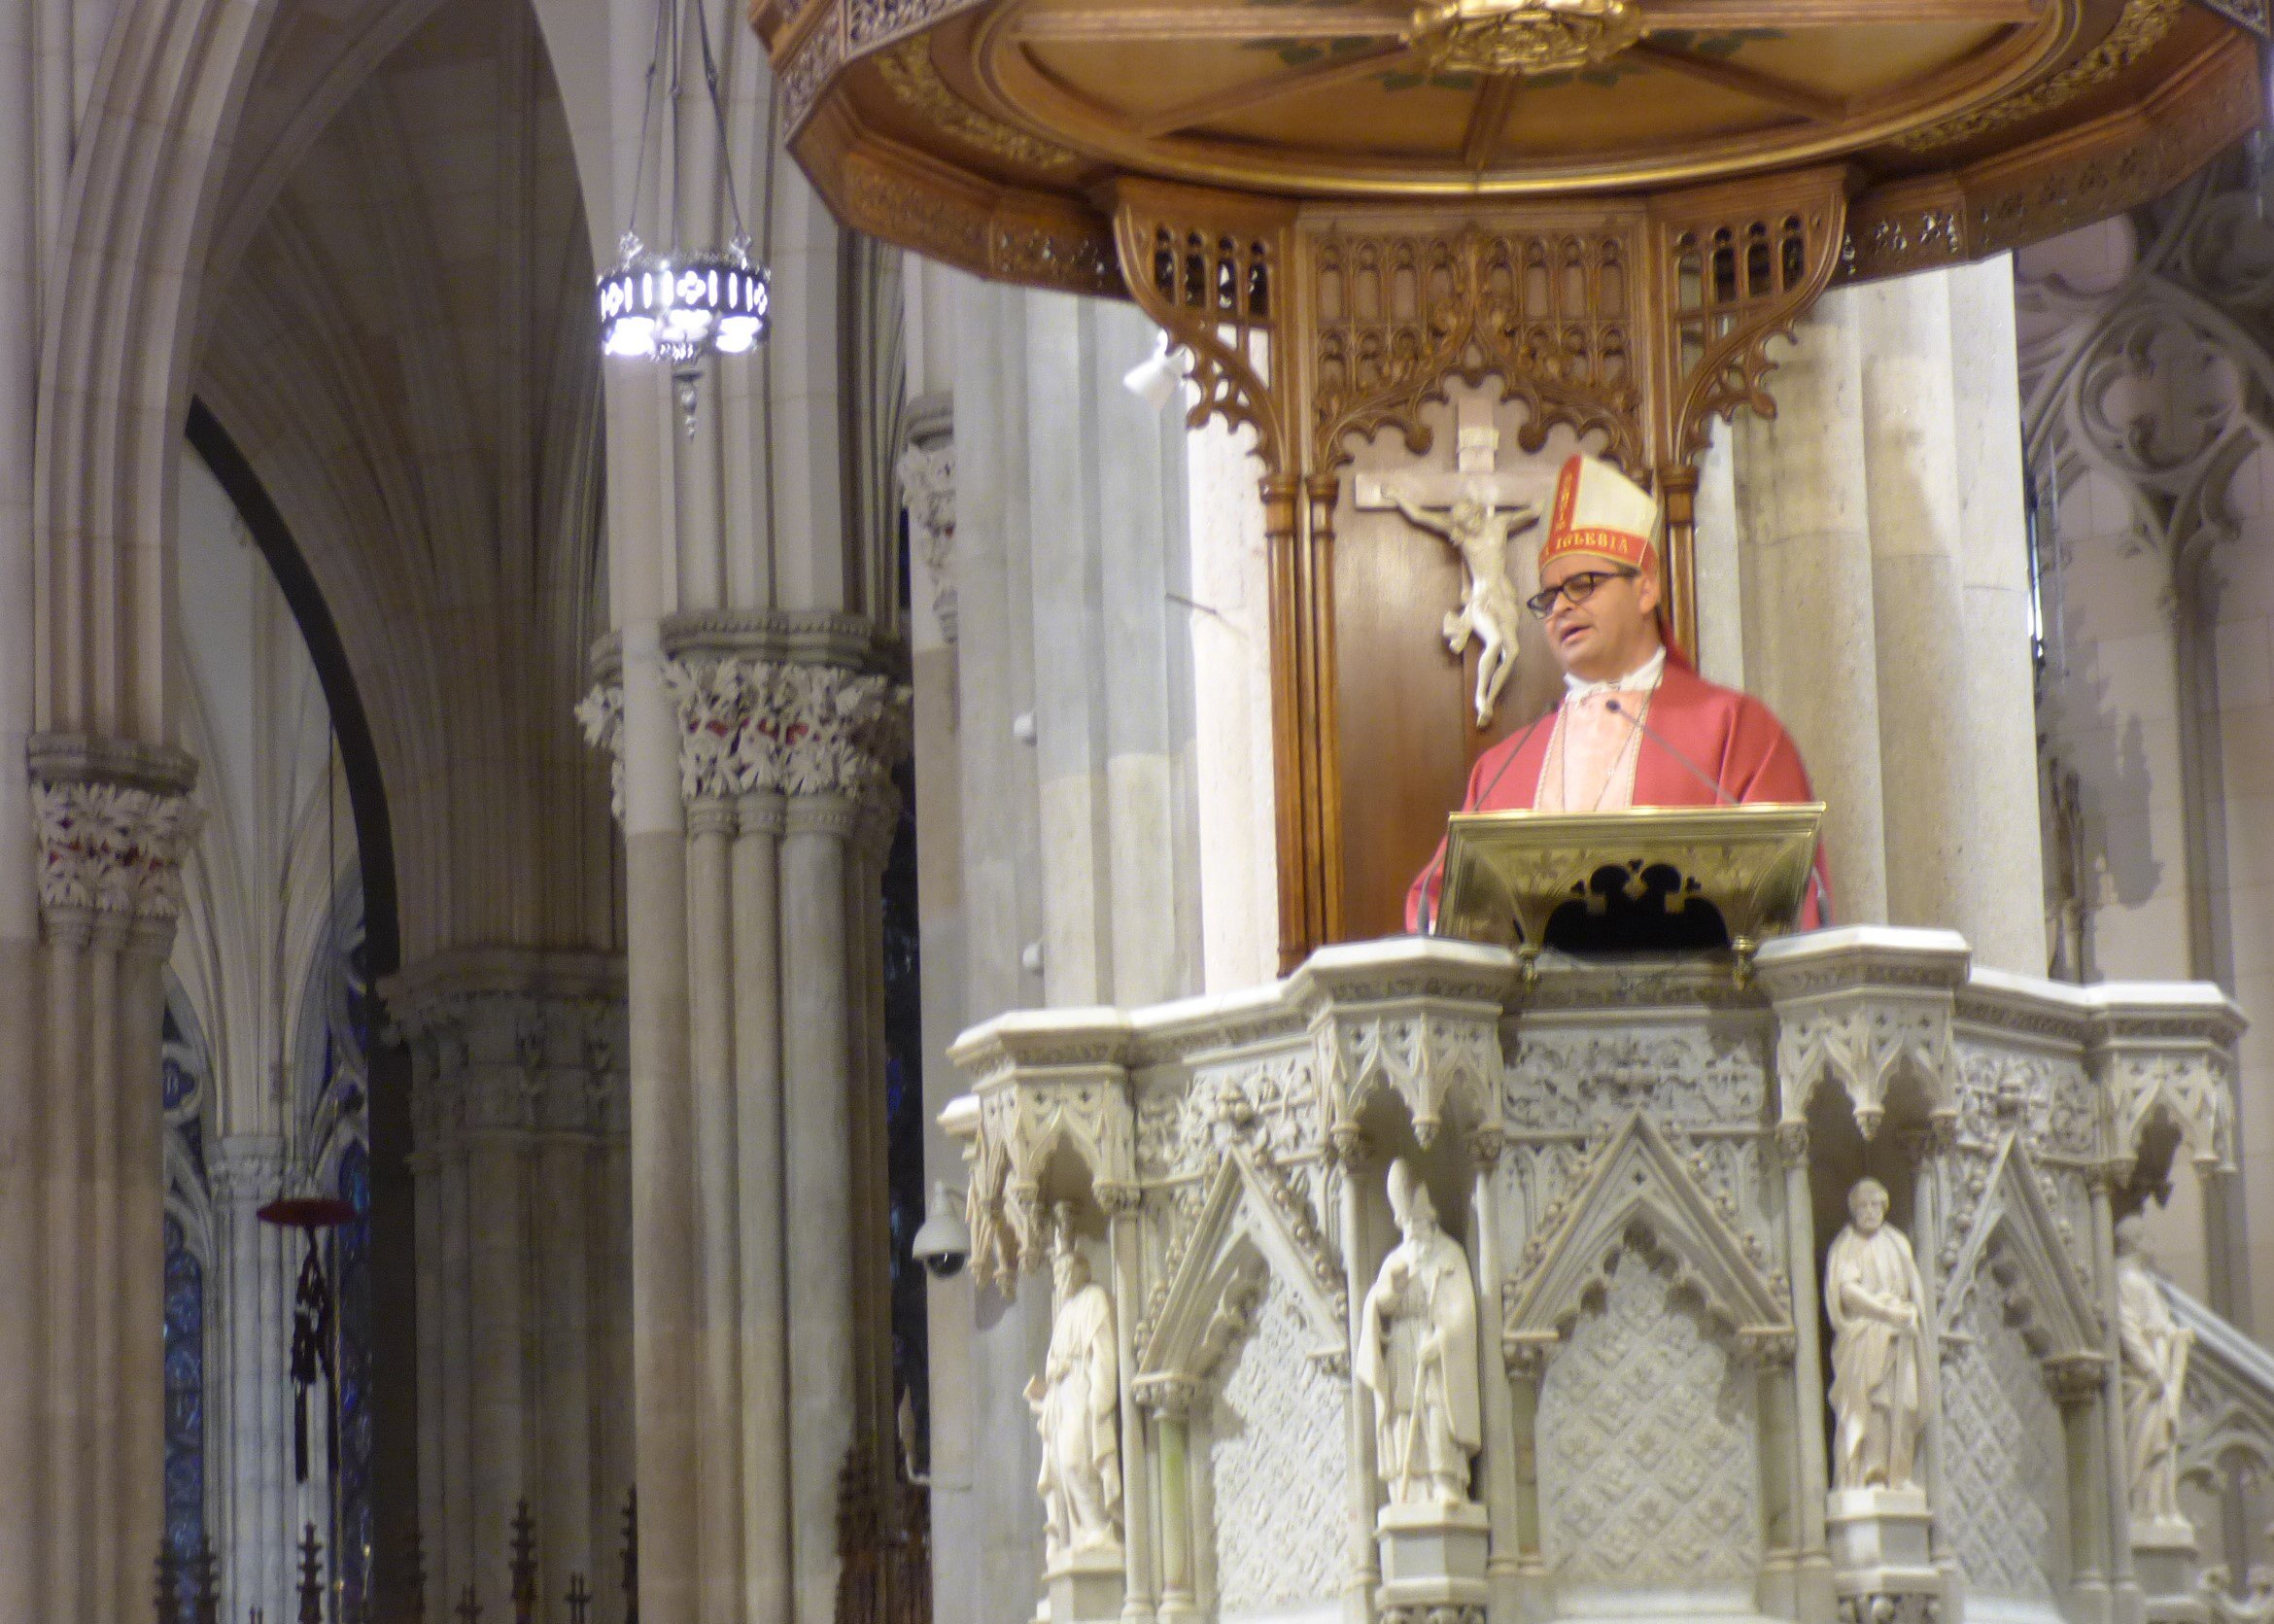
left=1776, top=996, right=1955, bottom=1144
left=1136, top=1149, right=1348, bottom=1387
left=1500, top=1110, right=1791, bottom=1372
left=1935, top=1134, right=2103, bottom=1370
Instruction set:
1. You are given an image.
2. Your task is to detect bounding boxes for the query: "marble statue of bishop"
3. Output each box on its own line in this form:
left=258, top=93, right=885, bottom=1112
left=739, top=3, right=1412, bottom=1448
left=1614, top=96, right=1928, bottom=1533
left=1358, top=1160, right=1482, bottom=1505
left=1406, top=452, right=1829, bottom=930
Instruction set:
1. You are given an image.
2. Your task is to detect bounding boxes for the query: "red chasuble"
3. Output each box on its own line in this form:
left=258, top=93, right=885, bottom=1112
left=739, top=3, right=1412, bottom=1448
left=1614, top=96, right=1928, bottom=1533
left=1405, top=656, right=1831, bottom=932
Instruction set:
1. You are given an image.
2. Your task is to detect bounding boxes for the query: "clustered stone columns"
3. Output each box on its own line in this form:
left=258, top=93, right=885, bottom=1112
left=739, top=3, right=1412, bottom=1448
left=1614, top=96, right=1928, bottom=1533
left=386, top=950, right=631, bottom=1619
left=580, top=621, right=909, bottom=1624
left=0, top=735, right=198, bottom=1621
left=1731, top=259, right=2048, bottom=976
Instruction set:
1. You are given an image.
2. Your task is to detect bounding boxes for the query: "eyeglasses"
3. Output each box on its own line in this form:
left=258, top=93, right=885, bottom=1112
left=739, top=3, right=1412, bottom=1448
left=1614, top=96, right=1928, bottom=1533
left=1526, top=567, right=1639, bottom=618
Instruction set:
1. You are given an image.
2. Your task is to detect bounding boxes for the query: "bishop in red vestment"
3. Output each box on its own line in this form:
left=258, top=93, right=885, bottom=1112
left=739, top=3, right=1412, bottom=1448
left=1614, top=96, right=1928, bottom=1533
left=1406, top=453, right=1830, bottom=932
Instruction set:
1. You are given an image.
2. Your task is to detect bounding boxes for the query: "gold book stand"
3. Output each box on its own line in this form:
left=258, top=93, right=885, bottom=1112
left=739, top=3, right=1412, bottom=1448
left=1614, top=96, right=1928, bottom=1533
left=1431, top=803, right=1825, bottom=977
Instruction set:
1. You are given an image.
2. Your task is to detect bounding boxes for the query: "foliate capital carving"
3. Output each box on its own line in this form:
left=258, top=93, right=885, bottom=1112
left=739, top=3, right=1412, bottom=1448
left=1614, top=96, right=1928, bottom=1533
left=31, top=773, right=202, bottom=924
left=779, top=662, right=911, bottom=801
left=573, top=683, right=625, bottom=821
left=656, top=656, right=911, bottom=808
left=896, top=432, right=957, bottom=643
left=1774, top=1120, right=1809, bottom=1167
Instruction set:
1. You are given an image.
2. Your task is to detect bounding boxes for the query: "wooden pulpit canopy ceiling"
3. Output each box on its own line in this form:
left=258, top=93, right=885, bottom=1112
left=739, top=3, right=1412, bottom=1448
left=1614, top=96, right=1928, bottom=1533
left=760, top=0, right=2263, bottom=294
left=756, top=0, right=2266, bottom=969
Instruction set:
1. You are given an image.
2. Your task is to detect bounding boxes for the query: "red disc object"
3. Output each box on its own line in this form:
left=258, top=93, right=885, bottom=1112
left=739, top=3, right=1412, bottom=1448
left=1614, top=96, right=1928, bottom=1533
left=257, top=1195, right=357, bottom=1230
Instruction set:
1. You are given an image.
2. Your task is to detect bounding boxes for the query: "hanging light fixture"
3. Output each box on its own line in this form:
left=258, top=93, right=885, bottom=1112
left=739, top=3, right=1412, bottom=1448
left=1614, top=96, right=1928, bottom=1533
left=597, top=0, right=772, bottom=433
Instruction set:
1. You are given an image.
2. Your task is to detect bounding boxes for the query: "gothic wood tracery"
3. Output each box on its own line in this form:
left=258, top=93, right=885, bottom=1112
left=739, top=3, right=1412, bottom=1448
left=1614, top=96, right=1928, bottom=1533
left=1110, top=172, right=1848, bottom=963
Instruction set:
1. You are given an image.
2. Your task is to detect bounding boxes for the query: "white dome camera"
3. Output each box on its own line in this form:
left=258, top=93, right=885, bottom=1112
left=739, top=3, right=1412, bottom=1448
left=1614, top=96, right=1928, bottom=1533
left=912, top=1182, right=971, bottom=1280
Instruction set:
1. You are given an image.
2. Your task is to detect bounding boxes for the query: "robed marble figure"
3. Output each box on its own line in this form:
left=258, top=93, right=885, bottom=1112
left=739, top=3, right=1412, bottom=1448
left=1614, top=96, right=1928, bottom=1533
left=2116, top=1217, right=2193, bottom=1527
left=1407, top=452, right=1829, bottom=930
left=1825, top=1178, right=1927, bottom=1493
left=1358, top=1160, right=1481, bottom=1504
left=1028, top=1216, right=1122, bottom=1560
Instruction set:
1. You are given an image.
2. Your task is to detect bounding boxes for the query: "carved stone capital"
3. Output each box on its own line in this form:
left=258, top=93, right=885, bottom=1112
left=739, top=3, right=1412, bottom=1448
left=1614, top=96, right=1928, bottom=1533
left=573, top=682, right=625, bottom=821
left=208, top=1135, right=289, bottom=1205
left=1134, top=1374, right=1199, bottom=1418
left=2043, top=1351, right=2108, bottom=1407
left=1379, top=1607, right=1483, bottom=1624
left=1095, top=1181, right=1143, bottom=1218
left=30, top=743, right=203, bottom=927
left=664, top=655, right=911, bottom=807
left=585, top=655, right=913, bottom=820
left=384, top=950, right=630, bottom=1157
left=1774, top=1119, right=1810, bottom=1167
left=1835, top=1594, right=1941, bottom=1624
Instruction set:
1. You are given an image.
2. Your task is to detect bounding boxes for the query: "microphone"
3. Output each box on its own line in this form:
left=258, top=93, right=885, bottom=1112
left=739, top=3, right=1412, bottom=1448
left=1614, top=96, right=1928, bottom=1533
left=1421, top=705, right=1554, bottom=936
left=1602, top=697, right=1833, bottom=928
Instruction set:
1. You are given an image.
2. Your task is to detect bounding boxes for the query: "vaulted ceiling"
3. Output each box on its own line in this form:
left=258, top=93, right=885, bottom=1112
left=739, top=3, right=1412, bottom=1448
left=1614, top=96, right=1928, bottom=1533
left=193, top=0, right=617, bottom=964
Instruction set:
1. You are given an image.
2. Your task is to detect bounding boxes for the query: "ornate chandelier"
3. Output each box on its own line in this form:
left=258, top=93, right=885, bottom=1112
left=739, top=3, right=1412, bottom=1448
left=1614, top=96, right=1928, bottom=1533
left=597, top=0, right=772, bottom=432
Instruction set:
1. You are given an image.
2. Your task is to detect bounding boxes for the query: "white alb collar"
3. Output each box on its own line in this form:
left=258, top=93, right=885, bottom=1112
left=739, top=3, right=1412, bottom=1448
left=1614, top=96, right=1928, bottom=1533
left=1563, top=644, right=1667, bottom=702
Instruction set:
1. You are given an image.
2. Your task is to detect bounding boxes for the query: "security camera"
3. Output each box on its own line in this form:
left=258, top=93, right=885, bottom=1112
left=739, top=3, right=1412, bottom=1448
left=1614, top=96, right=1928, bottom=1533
left=1121, top=332, right=1189, bottom=409
left=912, top=1183, right=971, bottom=1279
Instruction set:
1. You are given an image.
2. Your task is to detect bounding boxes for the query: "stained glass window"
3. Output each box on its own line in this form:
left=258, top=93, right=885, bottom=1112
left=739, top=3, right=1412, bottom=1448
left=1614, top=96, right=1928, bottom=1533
left=882, top=757, right=928, bottom=1462
left=163, top=1214, right=206, bottom=1564
left=333, top=1140, right=372, bottom=1615
left=160, top=984, right=215, bottom=1571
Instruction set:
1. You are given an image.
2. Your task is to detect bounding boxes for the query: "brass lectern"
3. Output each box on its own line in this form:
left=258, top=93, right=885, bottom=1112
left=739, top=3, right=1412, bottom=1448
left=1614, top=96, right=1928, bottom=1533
left=1430, top=803, right=1825, bottom=973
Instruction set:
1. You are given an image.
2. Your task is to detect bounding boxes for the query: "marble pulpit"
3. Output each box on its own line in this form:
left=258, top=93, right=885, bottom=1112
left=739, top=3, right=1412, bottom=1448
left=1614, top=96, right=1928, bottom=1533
left=943, top=928, right=2242, bottom=1624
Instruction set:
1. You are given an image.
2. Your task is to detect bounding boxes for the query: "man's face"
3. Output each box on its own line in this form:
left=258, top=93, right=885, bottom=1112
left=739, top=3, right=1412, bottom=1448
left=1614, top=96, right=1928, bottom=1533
left=1540, top=551, right=1662, bottom=681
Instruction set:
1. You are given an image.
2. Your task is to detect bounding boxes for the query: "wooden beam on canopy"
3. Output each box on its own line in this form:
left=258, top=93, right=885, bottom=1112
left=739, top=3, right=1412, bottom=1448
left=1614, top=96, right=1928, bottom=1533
left=1133, top=43, right=1408, bottom=137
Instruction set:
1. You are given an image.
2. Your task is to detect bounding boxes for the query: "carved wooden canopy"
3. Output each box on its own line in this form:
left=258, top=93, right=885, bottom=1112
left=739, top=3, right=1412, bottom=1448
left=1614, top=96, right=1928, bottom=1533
left=755, top=0, right=2264, bottom=967
left=759, top=0, right=2260, bottom=299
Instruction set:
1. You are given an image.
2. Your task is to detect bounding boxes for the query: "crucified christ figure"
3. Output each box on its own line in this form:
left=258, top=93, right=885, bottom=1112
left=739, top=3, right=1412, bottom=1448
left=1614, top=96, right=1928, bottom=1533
left=1390, top=488, right=1540, bottom=728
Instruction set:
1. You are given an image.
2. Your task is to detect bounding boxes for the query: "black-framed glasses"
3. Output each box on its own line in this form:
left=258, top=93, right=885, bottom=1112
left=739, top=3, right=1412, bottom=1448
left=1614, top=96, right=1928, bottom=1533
left=1526, top=567, right=1638, bottom=618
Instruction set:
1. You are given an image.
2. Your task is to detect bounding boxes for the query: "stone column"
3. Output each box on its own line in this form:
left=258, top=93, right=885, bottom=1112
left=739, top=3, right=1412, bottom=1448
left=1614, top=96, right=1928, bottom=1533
left=909, top=269, right=1213, bottom=1624
left=8, top=740, right=199, bottom=1620
left=1733, top=294, right=1890, bottom=929
left=1774, top=1121, right=1834, bottom=1611
left=1734, top=262, right=2048, bottom=974
left=1468, top=1133, right=1521, bottom=1624
left=581, top=637, right=908, bottom=1624
left=389, top=951, right=631, bottom=1618
left=208, top=1135, right=292, bottom=1623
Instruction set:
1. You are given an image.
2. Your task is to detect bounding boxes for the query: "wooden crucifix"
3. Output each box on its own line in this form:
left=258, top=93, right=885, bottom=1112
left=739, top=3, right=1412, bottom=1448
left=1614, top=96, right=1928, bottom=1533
left=1354, top=397, right=1545, bottom=728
